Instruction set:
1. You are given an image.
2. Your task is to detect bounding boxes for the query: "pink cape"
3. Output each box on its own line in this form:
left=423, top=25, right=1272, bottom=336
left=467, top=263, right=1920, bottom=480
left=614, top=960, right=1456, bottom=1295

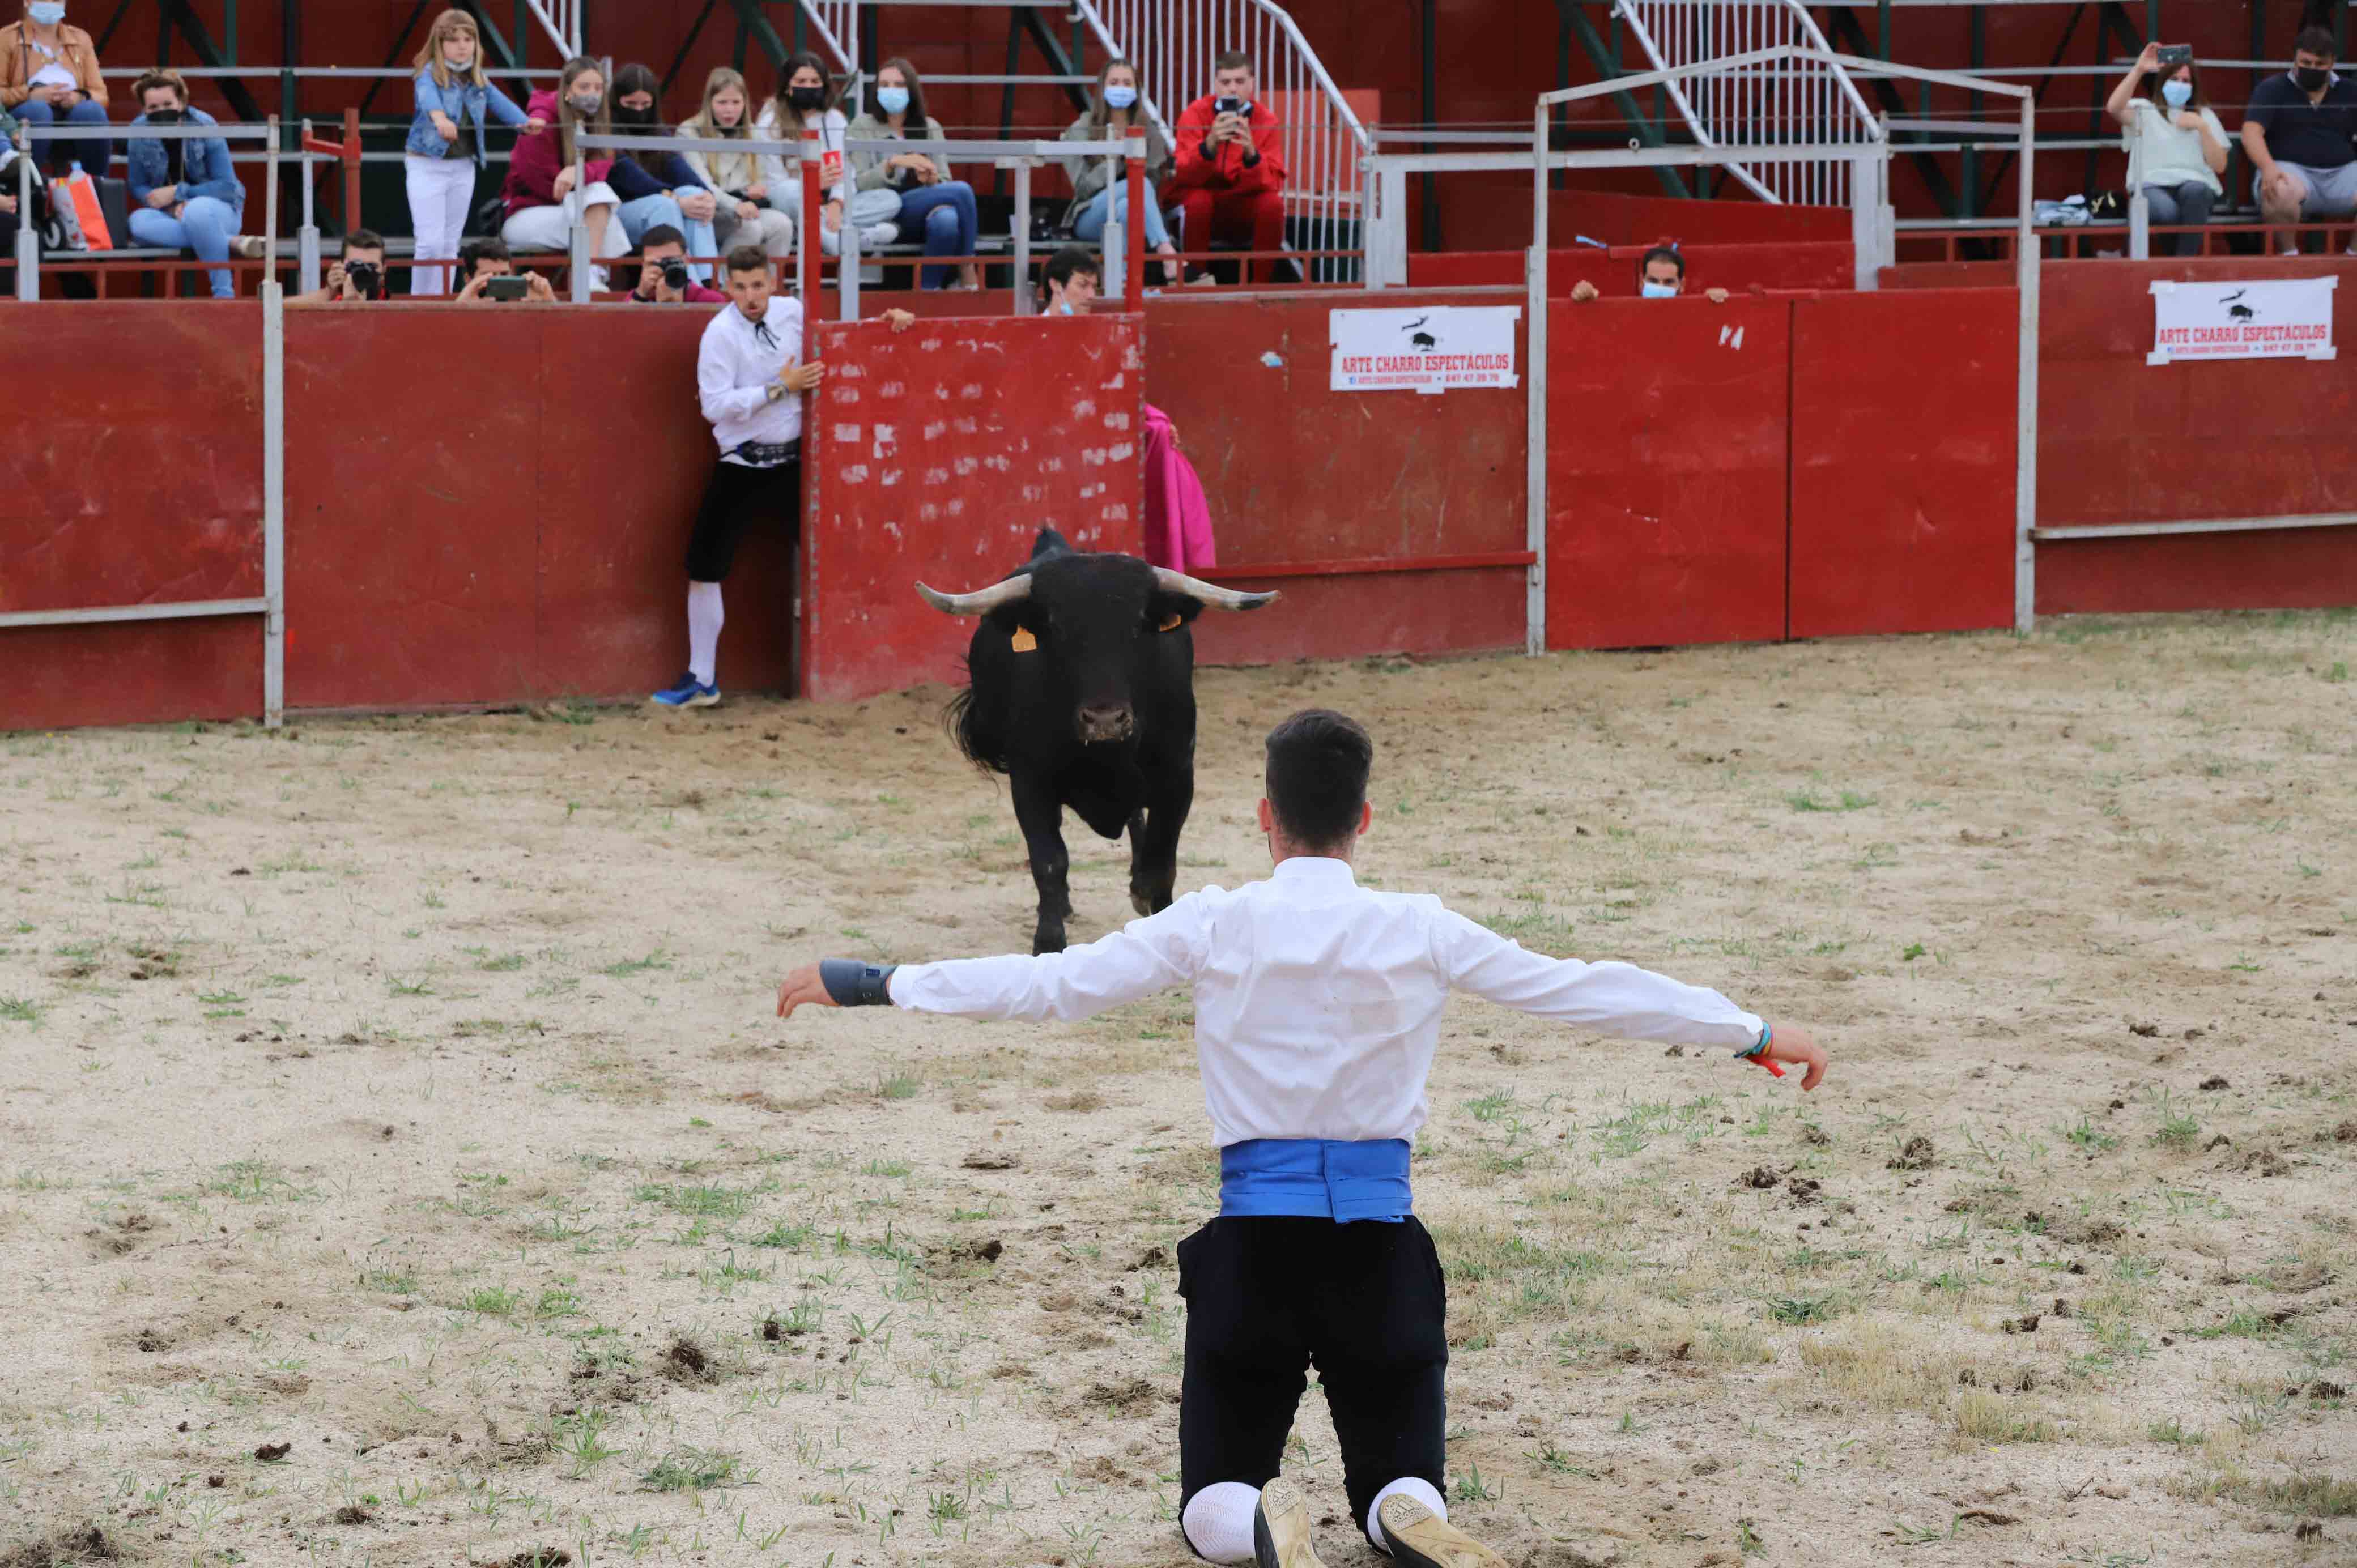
left=1141, top=402, right=1216, bottom=570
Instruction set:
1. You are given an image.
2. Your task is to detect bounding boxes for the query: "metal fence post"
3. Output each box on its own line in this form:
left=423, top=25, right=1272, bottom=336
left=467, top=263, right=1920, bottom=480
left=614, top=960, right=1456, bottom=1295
left=297, top=122, right=321, bottom=294
left=14, top=148, right=33, bottom=302
left=567, top=146, right=592, bottom=302
left=839, top=200, right=860, bottom=321
left=2128, top=188, right=2150, bottom=260
left=1012, top=158, right=1032, bottom=316
left=262, top=276, right=286, bottom=727
left=2013, top=91, right=2040, bottom=634
left=1526, top=104, right=1551, bottom=659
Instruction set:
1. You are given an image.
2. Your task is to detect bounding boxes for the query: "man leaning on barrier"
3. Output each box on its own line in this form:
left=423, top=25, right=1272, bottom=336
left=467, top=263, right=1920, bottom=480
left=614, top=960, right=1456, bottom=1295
left=1569, top=246, right=1727, bottom=305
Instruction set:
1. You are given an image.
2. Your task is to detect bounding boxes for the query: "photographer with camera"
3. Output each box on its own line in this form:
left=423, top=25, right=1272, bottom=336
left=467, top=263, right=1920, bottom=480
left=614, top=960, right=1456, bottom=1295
left=453, top=235, right=556, bottom=301
left=1167, top=51, right=1286, bottom=284
left=627, top=223, right=726, bottom=304
left=294, top=229, right=390, bottom=303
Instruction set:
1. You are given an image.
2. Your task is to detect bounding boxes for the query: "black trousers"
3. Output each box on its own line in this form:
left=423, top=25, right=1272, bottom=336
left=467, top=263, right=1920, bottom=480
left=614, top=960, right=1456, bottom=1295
left=1176, top=1215, right=1448, bottom=1545
left=684, top=455, right=802, bottom=582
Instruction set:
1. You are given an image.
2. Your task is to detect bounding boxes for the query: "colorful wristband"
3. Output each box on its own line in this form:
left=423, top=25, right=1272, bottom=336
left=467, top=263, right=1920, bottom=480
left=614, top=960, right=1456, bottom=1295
left=1738, top=1023, right=1771, bottom=1059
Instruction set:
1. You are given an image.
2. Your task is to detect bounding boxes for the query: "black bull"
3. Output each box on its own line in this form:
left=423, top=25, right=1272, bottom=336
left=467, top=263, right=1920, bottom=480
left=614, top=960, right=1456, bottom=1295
left=919, top=529, right=1277, bottom=953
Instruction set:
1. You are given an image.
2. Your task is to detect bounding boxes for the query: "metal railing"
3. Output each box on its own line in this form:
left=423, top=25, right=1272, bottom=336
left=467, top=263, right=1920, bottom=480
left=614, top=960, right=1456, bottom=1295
left=522, top=0, right=581, bottom=59
left=1611, top=0, right=1881, bottom=206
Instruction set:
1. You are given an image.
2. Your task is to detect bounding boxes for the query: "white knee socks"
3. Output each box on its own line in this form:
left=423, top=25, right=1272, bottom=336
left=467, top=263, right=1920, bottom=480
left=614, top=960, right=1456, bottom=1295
left=687, top=581, right=725, bottom=687
left=1181, top=1480, right=1260, bottom=1564
left=1368, top=1476, right=1448, bottom=1554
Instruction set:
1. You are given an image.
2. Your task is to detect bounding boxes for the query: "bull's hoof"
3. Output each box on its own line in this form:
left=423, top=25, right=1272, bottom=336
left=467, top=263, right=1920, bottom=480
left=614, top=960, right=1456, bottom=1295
left=1032, top=930, right=1069, bottom=956
left=1130, top=890, right=1154, bottom=918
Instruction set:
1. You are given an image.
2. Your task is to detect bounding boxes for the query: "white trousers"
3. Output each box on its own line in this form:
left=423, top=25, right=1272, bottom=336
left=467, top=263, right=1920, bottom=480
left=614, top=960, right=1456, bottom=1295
left=500, top=181, right=628, bottom=259
left=404, top=154, right=478, bottom=296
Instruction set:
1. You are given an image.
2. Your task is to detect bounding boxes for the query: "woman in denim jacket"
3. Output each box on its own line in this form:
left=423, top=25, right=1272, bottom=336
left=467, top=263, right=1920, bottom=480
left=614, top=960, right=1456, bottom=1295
left=405, top=8, right=539, bottom=295
left=126, top=68, right=262, bottom=299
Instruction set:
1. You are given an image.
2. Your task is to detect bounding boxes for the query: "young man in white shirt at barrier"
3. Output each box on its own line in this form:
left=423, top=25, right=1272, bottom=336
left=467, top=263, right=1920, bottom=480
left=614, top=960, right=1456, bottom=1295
left=652, top=244, right=822, bottom=709
left=776, top=708, right=1828, bottom=1568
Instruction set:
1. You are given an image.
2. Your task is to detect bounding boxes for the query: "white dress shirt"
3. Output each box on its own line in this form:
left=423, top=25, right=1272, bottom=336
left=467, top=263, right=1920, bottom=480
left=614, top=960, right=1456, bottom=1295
left=696, top=294, right=804, bottom=463
left=889, top=857, right=1764, bottom=1147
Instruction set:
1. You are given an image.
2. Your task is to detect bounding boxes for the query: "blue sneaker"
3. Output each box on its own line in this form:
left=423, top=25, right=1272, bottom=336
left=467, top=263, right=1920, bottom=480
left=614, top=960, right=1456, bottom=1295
left=650, top=672, right=720, bottom=709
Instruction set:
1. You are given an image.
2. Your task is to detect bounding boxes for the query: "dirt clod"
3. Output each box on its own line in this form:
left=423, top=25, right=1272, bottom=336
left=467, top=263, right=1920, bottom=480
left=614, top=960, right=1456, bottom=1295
left=1736, top=1166, right=1781, bottom=1190
left=663, top=1336, right=710, bottom=1379
left=1887, top=1136, right=1936, bottom=1171
left=2296, top=1520, right=2324, bottom=1541
left=501, top=1552, right=573, bottom=1568
left=333, top=1505, right=373, bottom=1525
left=961, top=1150, right=1020, bottom=1170
left=253, top=1442, right=291, bottom=1462
left=2199, top=1075, right=2230, bottom=1091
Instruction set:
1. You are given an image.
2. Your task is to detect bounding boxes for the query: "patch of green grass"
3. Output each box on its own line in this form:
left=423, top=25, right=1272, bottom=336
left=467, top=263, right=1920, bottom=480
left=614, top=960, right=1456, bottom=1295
left=1461, top=1090, right=1516, bottom=1123
left=204, top=1160, right=310, bottom=1203
left=2061, top=1117, right=2119, bottom=1152
left=632, top=1182, right=763, bottom=1218
left=2150, top=1090, right=2200, bottom=1152
left=641, top=1447, right=751, bottom=1493
left=361, top=1267, right=418, bottom=1294
left=1786, top=790, right=1874, bottom=813
left=602, top=950, right=672, bottom=979
left=1448, top=1460, right=1500, bottom=1503
left=0, top=997, right=41, bottom=1025
left=875, top=1073, right=922, bottom=1101
left=1769, top=1294, right=1842, bottom=1326
left=462, top=1285, right=520, bottom=1316
left=751, top=1220, right=813, bottom=1250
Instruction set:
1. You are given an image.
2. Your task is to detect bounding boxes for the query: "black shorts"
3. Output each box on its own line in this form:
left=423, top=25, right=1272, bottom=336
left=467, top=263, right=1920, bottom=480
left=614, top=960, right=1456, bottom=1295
left=685, top=455, right=802, bottom=582
left=1176, top=1215, right=1448, bottom=1545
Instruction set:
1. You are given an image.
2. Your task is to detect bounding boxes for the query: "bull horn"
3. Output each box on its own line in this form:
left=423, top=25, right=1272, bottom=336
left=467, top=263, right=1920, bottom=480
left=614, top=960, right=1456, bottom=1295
left=1152, top=568, right=1279, bottom=611
left=914, top=575, right=1034, bottom=616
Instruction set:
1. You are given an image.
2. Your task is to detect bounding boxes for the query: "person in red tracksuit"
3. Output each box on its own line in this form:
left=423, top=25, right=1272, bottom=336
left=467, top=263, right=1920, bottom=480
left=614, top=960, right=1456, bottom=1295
left=1167, top=51, right=1287, bottom=284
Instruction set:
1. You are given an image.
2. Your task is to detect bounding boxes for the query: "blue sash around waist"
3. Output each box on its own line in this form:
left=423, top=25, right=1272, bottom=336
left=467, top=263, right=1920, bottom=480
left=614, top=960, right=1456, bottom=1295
left=1218, top=1137, right=1411, bottom=1224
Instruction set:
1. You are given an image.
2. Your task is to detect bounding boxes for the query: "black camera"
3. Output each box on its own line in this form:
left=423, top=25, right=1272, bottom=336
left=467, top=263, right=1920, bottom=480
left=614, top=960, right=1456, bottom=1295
left=661, top=259, right=691, bottom=292
left=1214, top=95, right=1252, bottom=118
left=344, top=260, right=381, bottom=292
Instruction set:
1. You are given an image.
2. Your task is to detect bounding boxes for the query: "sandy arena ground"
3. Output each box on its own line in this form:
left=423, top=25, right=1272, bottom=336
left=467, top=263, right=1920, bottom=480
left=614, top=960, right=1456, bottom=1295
left=3, top=611, right=2356, bottom=1568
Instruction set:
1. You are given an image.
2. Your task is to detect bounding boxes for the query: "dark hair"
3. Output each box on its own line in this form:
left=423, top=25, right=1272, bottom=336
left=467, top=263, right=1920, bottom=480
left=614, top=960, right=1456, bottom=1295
left=1264, top=709, right=1372, bottom=851
left=343, top=228, right=385, bottom=254
left=611, top=62, right=665, bottom=169
left=871, top=56, right=931, bottom=132
left=725, top=244, right=771, bottom=276
left=1042, top=243, right=1101, bottom=300
left=638, top=223, right=687, bottom=251
left=1638, top=244, right=1684, bottom=278
left=458, top=236, right=510, bottom=278
left=2296, top=25, right=2338, bottom=61
left=1215, top=50, right=1252, bottom=74
left=775, top=51, right=840, bottom=121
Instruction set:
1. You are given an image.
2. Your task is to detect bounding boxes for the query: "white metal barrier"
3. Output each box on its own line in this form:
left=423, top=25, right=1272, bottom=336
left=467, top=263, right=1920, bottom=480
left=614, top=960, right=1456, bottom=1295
left=1613, top=0, right=1879, bottom=207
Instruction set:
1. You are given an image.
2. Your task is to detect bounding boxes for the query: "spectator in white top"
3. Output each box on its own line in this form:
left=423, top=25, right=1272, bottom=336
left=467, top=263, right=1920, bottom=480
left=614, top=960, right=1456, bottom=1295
left=679, top=65, right=793, bottom=261
left=652, top=244, right=824, bottom=710
left=754, top=52, right=899, bottom=258
left=2109, top=43, right=2228, bottom=256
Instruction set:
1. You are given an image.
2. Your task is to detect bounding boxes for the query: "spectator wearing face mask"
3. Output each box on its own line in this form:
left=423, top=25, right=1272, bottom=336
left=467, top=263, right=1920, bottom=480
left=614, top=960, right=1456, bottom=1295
left=501, top=56, right=629, bottom=280
left=679, top=66, right=794, bottom=262
left=293, top=228, right=389, bottom=303
left=607, top=62, right=720, bottom=283
left=2109, top=44, right=2228, bottom=257
left=1, top=0, right=109, bottom=178
left=405, top=8, right=542, bottom=295
left=755, top=52, right=899, bottom=258
left=2243, top=27, right=2357, bottom=253
left=453, top=236, right=557, bottom=301
left=1061, top=58, right=1180, bottom=287
left=126, top=69, right=266, bottom=300
left=848, top=58, right=981, bottom=290
left=1569, top=246, right=1728, bottom=304
left=628, top=222, right=726, bottom=303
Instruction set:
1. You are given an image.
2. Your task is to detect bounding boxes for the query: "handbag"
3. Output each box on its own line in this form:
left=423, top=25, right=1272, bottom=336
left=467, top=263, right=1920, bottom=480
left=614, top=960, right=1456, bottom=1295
left=52, top=167, right=114, bottom=250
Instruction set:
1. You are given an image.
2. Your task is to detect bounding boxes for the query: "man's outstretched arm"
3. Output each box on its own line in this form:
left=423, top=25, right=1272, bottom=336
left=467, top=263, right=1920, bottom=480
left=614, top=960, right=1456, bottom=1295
left=778, top=897, right=1210, bottom=1023
left=1431, top=909, right=1828, bottom=1088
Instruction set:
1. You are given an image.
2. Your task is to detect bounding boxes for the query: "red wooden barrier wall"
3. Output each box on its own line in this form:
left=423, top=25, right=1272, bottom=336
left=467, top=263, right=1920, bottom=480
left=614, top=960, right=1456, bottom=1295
left=1, top=304, right=265, bottom=730
left=1545, top=297, right=1789, bottom=649
left=1141, top=290, right=1530, bottom=666
left=1788, top=289, right=2018, bottom=637
left=800, top=314, right=1145, bottom=702
left=1410, top=241, right=1856, bottom=297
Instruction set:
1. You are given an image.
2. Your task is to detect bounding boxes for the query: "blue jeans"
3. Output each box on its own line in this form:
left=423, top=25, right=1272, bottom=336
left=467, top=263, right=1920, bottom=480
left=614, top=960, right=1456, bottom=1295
left=2141, top=181, right=2215, bottom=257
left=128, top=196, right=239, bottom=298
left=1071, top=182, right=1169, bottom=249
left=14, top=95, right=112, bottom=176
left=893, top=180, right=977, bottom=288
left=615, top=190, right=719, bottom=283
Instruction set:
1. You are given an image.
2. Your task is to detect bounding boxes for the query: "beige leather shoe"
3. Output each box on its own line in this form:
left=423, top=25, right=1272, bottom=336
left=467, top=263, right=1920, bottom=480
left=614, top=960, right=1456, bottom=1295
left=1376, top=1492, right=1507, bottom=1568
left=1252, top=1477, right=1325, bottom=1568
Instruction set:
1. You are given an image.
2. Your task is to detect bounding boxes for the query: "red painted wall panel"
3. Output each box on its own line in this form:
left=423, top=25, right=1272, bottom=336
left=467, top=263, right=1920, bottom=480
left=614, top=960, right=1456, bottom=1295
left=800, top=313, right=1145, bottom=703
left=1545, top=296, right=1788, bottom=650
left=2039, top=530, right=2357, bottom=617
left=1189, top=569, right=1525, bottom=668
left=1409, top=241, right=1854, bottom=296
left=0, top=619, right=262, bottom=732
left=1788, top=289, right=2018, bottom=638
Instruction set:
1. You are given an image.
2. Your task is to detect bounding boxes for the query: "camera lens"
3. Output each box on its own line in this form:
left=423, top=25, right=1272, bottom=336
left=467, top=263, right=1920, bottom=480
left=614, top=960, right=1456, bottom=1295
left=662, top=261, right=690, bottom=291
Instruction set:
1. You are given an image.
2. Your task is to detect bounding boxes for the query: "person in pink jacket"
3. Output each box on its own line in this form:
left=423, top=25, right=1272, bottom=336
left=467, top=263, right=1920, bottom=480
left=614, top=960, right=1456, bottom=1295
left=500, top=56, right=628, bottom=276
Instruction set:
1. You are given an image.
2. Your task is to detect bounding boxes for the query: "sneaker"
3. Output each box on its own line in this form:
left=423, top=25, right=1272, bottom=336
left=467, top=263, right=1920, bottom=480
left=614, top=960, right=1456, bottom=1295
left=650, top=672, right=720, bottom=709
left=1253, top=1477, right=1324, bottom=1568
left=229, top=235, right=268, bottom=259
left=1377, top=1492, right=1506, bottom=1568
left=861, top=221, right=899, bottom=250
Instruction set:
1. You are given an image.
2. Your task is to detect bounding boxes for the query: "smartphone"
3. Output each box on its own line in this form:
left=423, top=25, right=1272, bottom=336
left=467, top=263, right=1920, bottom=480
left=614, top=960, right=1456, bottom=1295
left=1214, top=95, right=1251, bottom=118
left=484, top=274, right=529, bottom=301
left=2156, top=44, right=2192, bottom=67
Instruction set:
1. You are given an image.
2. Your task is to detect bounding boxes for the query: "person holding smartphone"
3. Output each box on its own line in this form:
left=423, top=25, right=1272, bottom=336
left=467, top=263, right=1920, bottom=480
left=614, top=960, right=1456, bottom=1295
left=453, top=236, right=556, bottom=301
left=2109, top=44, right=2228, bottom=256
left=1167, top=51, right=1286, bottom=284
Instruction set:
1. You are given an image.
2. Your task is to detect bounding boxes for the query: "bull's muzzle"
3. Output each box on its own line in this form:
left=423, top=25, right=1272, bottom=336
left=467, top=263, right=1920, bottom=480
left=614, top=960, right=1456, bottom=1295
left=1077, top=704, right=1135, bottom=744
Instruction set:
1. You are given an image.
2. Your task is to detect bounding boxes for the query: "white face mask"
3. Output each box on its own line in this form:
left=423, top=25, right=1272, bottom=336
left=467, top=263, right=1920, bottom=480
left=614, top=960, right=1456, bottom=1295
left=2161, top=78, right=2193, bottom=108
left=29, top=2, right=67, bottom=24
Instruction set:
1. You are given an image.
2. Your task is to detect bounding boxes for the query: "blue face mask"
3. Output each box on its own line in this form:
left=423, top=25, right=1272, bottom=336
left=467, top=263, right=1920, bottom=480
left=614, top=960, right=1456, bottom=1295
left=1640, top=279, right=1679, bottom=299
left=1056, top=297, right=1075, bottom=316
left=2161, top=78, right=2193, bottom=108
left=1104, top=84, right=1138, bottom=110
left=28, top=2, right=66, bottom=24
left=875, top=86, right=910, bottom=116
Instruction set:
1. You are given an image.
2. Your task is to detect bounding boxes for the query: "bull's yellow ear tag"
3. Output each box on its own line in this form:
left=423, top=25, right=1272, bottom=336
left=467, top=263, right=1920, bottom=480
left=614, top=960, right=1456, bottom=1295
left=1159, top=613, right=1183, bottom=633
left=1011, top=627, right=1038, bottom=653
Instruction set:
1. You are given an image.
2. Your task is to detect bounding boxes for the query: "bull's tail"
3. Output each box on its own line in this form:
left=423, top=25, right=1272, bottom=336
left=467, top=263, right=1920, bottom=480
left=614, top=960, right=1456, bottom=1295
left=943, top=683, right=1009, bottom=776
